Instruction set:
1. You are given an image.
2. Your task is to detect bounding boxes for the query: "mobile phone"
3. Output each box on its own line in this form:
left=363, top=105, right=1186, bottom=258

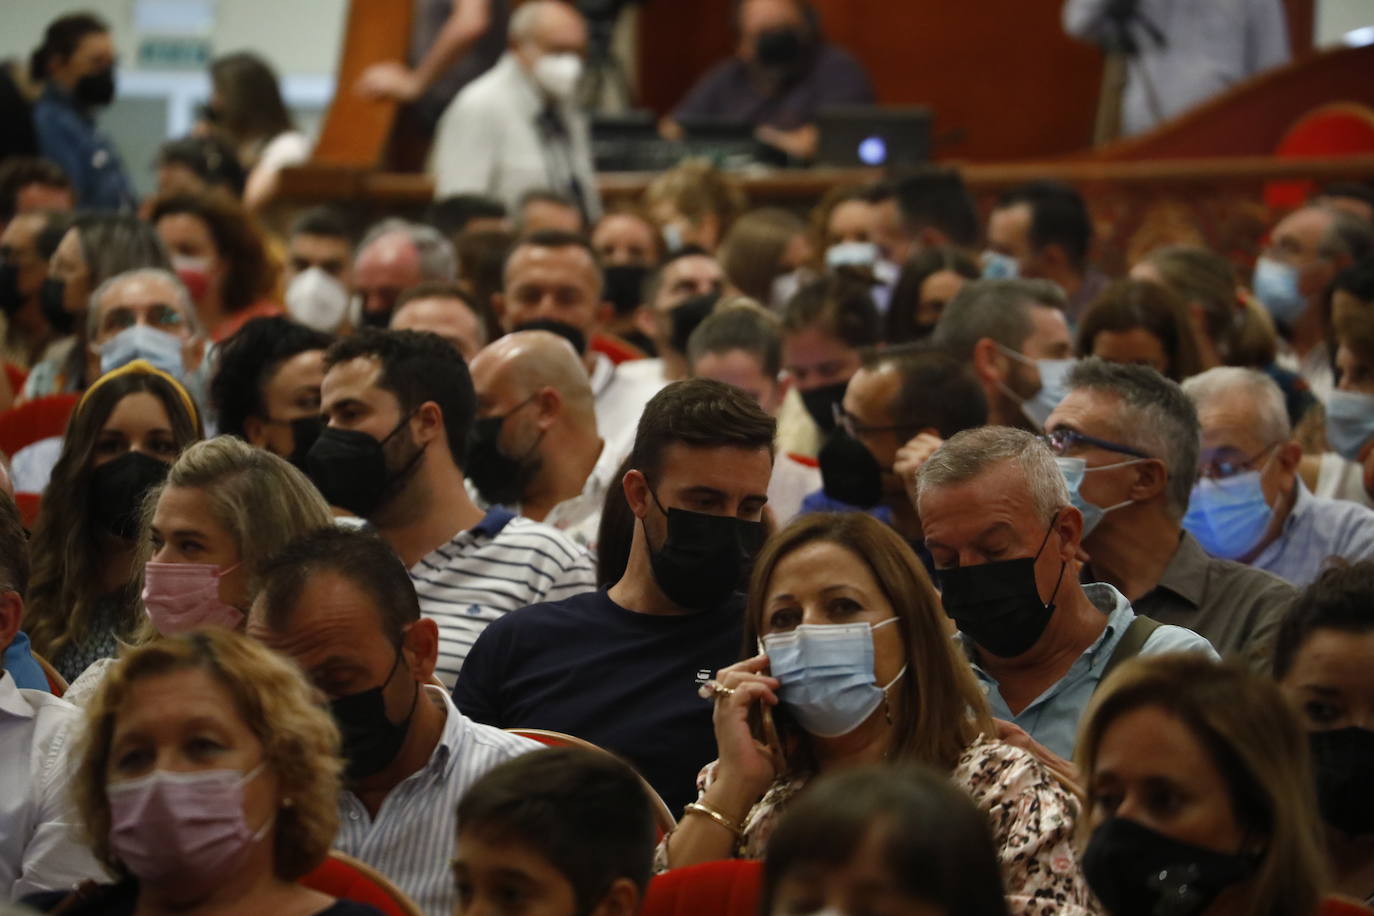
left=747, top=701, right=784, bottom=769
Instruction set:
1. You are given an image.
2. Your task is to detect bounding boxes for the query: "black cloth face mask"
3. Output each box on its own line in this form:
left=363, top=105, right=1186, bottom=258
left=800, top=382, right=846, bottom=434
left=644, top=487, right=765, bottom=611
left=755, top=27, right=808, bottom=80
left=936, top=513, right=1066, bottom=659
left=40, top=277, right=75, bottom=335
left=0, top=264, right=25, bottom=317
left=74, top=67, right=116, bottom=107
left=329, top=647, right=419, bottom=782
left=603, top=264, right=650, bottom=317
left=284, top=416, right=324, bottom=472
left=1083, top=817, right=1258, bottom=916
left=463, top=397, right=542, bottom=507
left=817, top=429, right=883, bottom=508
left=305, top=411, right=423, bottom=518
left=1310, top=727, right=1374, bottom=836
left=514, top=318, right=587, bottom=356
left=91, top=451, right=171, bottom=540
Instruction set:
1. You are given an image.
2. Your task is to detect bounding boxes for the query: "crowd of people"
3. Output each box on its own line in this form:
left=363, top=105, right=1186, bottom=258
left=3, top=2, right=1374, bottom=916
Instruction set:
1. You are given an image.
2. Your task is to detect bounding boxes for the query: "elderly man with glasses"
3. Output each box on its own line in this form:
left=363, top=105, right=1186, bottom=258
left=1183, top=366, right=1374, bottom=587
left=1045, top=359, right=1296, bottom=669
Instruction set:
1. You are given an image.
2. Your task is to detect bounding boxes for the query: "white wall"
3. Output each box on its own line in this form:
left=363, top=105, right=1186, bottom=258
left=1316, top=0, right=1374, bottom=45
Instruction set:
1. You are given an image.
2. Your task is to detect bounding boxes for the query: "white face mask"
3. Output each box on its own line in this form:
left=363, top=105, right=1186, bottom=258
left=285, top=267, right=350, bottom=333
left=532, top=52, right=583, bottom=100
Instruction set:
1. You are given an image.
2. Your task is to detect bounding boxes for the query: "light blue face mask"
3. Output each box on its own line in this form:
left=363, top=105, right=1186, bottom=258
left=1252, top=256, right=1304, bottom=329
left=1182, top=471, right=1274, bottom=560
left=1055, top=456, right=1142, bottom=537
left=825, top=241, right=879, bottom=271
left=982, top=250, right=1020, bottom=280
left=761, top=618, right=906, bottom=739
left=996, top=344, right=1075, bottom=428
left=1326, top=389, right=1374, bottom=463
left=99, top=323, right=186, bottom=380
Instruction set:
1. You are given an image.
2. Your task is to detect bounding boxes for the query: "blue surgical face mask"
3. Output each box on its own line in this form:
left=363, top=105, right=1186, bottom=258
left=1252, top=256, right=1304, bottom=330
left=1326, top=389, right=1374, bottom=463
left=825, top=241, right=879, bottom=271
left=761, top=618, right=906, bottom=739
left=997, top=344, right=1075, bottom=428
left=99, top=324, right=187, bottom=380
left=1183, top=471, right=1274, bottom=560
left=1055, top=456, right=1143, bottom=537
left=982, top=250, right=1020, bottom=280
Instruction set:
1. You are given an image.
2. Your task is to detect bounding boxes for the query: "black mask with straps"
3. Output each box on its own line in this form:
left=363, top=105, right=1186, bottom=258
left=642, top=486, right=765, bottom=611
left=329, top=645, right=420, bottom=782
left=305, top=409, right=426, bottom=518
left=463, top=395, right=544, bottom=507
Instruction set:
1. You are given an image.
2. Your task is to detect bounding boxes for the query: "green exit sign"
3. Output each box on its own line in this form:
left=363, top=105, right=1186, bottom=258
left=138, top=37, right=211, bottom=70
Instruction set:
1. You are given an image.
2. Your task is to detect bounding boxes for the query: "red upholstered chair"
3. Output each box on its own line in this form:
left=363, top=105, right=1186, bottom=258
left=505, top=728, right=678, bottom=837
left=14, top=493, right=41, bottom=529
left=300, top=851, right=422, bottom=916
left=641, top=860, right=764, bottom=916
left=5, top=364, right=27, bottom=399
left=1265, top=103, right=1374, bottom=210
left=33, top=652, right=67, bottom=697
left=0, top=393, right=80, bottom=459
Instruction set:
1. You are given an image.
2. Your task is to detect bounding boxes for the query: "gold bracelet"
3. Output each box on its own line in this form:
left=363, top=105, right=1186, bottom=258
left=682, top=801, right=743, bottom=838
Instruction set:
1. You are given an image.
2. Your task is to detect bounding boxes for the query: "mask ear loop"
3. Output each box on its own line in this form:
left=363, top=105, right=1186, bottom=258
left=1033, top=510, right=1069, bottom=612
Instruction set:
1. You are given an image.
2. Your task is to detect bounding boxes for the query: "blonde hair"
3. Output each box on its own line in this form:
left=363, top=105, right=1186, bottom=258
left=643, top=160, right=747, bottom=236
left=1076, top=654, right=1327, bottom=916
left=744, top=513, right=992, bottom=773
left=74, top=629, right=342, bottom=880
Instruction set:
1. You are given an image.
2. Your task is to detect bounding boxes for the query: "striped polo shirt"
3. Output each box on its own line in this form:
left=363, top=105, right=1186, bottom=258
left=409, top=507, right=596, bottom=686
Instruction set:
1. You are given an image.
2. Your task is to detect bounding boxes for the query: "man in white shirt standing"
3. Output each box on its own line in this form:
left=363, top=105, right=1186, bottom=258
left=430, top=0, right=600, bottom=223
left=0, top=493, right=105, bottom=898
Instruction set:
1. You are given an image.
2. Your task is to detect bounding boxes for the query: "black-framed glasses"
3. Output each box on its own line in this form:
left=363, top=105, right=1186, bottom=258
left=832, top=402, right=910, bottom=438
left=1198, top=442, right=1279, bottom=480
left=1044, top=428, right=1149, bottom=460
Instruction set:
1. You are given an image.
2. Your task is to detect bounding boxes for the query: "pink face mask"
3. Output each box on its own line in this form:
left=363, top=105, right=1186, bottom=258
left=107, top=762, right=271, bottom=884
left=143, top=561, right=245, bottom=635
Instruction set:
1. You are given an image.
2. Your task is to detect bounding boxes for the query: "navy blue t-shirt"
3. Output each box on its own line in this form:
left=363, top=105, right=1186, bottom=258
left=453, top=588, right=744, bottom=814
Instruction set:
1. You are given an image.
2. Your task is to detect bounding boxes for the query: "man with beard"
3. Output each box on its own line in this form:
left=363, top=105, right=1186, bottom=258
left=466, top=329, right=626, bottom=549
left=307, top=328, right=595, bottom=686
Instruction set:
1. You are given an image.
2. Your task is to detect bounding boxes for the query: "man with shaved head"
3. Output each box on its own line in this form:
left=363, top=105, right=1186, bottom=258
left=430, top=0, right=600, bottom=221
left=467, top=330, right=626, bottom=548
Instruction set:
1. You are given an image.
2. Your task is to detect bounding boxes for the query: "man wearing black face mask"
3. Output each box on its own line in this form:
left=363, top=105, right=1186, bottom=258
left=309, top=329, right=595, bottom=688
left=0, top=209, right=68, bottom=368
left=455, top=378, right=775, bottom=814
left=661, top=0, right=874, bottom=161
left=249, top=526, right=539, bottom=916
left=916, top=426, right=1216, bottom=759
left=30, top=13, right=135, bottom=211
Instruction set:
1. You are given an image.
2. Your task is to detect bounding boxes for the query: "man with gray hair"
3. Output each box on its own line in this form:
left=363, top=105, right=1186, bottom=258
left=1183, top=366, right=1374, bottom=585
left=932, top=278, right=1074, bottom=432
left=1045, top=359, right=1294, bottom=668
left=916, top=425, right=1215, bottom=758
left=352, top=218, right=458, bottom=328
left=430, top=0, right=600, bottom=223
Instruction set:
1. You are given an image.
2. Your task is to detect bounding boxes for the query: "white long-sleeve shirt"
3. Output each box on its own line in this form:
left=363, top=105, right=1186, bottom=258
left=1063, top=0, right=1290, bottom=136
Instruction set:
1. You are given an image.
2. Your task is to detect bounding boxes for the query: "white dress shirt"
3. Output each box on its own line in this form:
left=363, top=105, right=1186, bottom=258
left=430, top=53, right=601, bottom=220
left=537, top=436, right=632, bottom=553
left=0, top=671, right=107, bottom=898
left=589, top=353, right=664, bottom=450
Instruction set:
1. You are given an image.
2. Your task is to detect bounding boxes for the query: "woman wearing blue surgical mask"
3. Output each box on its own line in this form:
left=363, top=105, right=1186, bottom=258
left=1316, top=259, right=1374, bottom=508
left=661, top=513, right=1099, bottom=915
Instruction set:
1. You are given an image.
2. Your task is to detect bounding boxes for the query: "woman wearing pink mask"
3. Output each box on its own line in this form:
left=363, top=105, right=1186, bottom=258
left=23, top=628, right=383, bottom=915
left=63, top=435, right=333, bottom=705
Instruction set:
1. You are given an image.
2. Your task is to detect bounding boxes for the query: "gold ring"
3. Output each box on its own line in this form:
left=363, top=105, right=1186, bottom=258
left=697, top=680, right=735, bottom=701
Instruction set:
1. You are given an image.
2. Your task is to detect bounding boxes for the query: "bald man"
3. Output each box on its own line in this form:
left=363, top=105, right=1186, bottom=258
left=467, top=330, right=628, bottom=548
left=352, top=219, right=458, bottom=328
left=430, top=0, right=599, bottom=221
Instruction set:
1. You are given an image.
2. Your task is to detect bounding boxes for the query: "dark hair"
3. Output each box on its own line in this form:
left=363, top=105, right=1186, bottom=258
left=885, top=246, right=980, bottom=343
left=1316, top=182, right=1374, bottom=211
left=209, top=316, right=332, bottom=439
left=781, top=275, right=882, bottom=349
left=518, top=188, right=582, bottom=221
left=70, top=213, right=171, bottom=286
left=865, top=345, right=987, bottom=439
left=290, top=205, right=358, bottom=245
left=1335, top=256, right=1374, bottom=303
left=1074, top=278, right=1205, bottom=382
left=0, top=157, right=71, bottom=222
left=892, top=167, right=979, bottom=249
left=35, top=211, right=74, bottom=261
left=0, top=491, right=29, bottom=597
left=629, top=378, right=776, bottom=483
left=1273, top=561, right=1374, bottom=680
left=208, top=52, right=294, bottom=144
left=595, top=456, right=635, bottom=588
left=30, top=12, right=108, bottom=82
left=157, top=135, right=246, bottom=196
left=998, top=181, right=1092, bottom=270
left=323, top=328, right=476, bottom=463
left=425, top=194, right=508, bottom=239
left=257, top=526, right=419, bottom=647
left=763, top=764, right=1011, bottom=916
left=933, top=278, right=1066, bottom=362
left=150, top=190, right=275, bottom=313
left=457, top=229, right=517, bottom=344
left=506, top=229, right=603, bottom=291
left=394, top=281, right=483, bottom=323
left=457, top=747, right=656, bottom=910
left=687, top=305, right=782, bottom=378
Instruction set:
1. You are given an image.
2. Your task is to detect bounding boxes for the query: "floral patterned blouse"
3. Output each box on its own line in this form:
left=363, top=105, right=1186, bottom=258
left=660, top=734, right=1101, bottom=916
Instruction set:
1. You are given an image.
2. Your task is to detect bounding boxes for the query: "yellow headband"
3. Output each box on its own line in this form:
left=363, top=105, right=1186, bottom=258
left=77, top=359, right=200, bottom=429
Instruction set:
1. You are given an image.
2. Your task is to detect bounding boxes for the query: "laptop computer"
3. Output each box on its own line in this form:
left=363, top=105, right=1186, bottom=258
left=816, top=106, right=933, bottom=168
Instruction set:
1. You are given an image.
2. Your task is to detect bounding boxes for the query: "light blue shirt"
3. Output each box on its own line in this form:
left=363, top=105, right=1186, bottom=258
left=963, top=583, right=1218, bottom=759
left=1254, top=481, right=1374, bottom=586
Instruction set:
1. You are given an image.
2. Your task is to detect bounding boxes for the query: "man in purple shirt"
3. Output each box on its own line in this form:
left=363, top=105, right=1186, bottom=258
left=661, top=0, right=874, bottom=161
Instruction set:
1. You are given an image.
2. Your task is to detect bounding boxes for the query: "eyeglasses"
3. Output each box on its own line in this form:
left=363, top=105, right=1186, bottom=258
left=1198, top=442, right=1279, bottom=480
left=832, top=402, right=910, bottom=438
left=1043, top=428, right=1149, bottom=460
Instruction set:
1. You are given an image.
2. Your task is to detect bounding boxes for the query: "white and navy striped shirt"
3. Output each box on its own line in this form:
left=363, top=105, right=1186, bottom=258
left=410, top=507, right=596, bottom=686
left=335, top=686, right=540, bottom=916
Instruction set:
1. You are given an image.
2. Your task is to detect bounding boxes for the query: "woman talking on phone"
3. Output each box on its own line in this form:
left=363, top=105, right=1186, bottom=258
left=661, top=512, right=1099, bottom=915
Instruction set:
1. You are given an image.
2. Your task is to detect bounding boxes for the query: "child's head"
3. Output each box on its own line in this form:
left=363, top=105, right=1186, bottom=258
left=454, top=746, right=657, bottom=916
